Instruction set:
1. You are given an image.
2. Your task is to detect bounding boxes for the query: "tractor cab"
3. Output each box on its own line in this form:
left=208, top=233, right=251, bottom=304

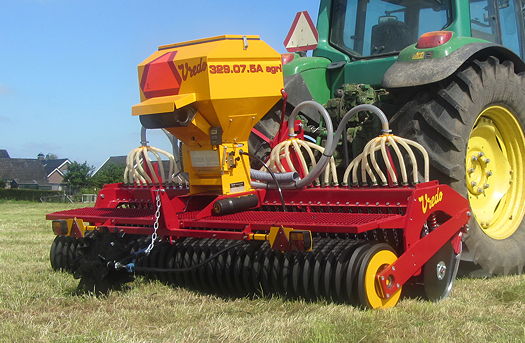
left=330, top=0, right=452, bottom=58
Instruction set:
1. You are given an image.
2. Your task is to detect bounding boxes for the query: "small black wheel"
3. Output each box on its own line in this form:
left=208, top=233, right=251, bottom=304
left=50, top=236, right=60, bottom=271
left=423, top=239, right=461, bottom=301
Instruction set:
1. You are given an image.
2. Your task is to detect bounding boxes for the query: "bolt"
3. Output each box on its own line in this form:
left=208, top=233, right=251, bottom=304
left=468, top=168, right=475, bottom=174
left=484, top=158, right=490, bottom=164
left=510, top=215, right=513, bottom=220
left=471, top=181, right=477, bottom=187
left=477, top=187, right=483, bottom=193
left=472, top=156, right=478, bottom=162
left=486, top=171, right=493, bottom=177
left=380, top=276, right=385, bottom=281
left=386, top=294, right=391, bottom=299
left=396, top=283, right=400, bottom=288
left=478, top=152, right=484, bottom=157
left=392, top=266, right=396, bottom=271
left=483, top=184, right=490, bottom=189
left=467, top=211, right=472, bottom=217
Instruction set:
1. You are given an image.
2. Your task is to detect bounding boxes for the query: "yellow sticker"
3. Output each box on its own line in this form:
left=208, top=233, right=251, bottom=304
left=418, top=188, right=444, bottom=214
left=412, top=51, right=425, bottom=60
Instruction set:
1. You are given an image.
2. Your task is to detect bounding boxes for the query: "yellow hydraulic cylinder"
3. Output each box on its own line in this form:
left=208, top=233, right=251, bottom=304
left=132, top=35, right=283, bottom=195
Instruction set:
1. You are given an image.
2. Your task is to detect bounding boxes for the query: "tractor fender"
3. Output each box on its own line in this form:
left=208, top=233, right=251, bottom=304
left=284, top=73, right=320, bottom=122
left=382, top=43, right=525, bottom=89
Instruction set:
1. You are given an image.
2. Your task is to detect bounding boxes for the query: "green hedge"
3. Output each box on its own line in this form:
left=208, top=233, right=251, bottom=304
left=0, top=189, right=62, bottom=201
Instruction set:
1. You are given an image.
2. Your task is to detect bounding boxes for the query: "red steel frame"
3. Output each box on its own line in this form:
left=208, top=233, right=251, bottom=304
left=47, top=180, right=470, bottom=297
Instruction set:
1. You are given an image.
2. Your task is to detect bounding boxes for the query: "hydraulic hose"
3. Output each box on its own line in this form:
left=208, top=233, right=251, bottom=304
left=250, top=169, right=299, bottom=183
left=252, top=102, right=389, bottom=189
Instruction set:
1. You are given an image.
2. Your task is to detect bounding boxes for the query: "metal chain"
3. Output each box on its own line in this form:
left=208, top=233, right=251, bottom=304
left=145, top=190, right=162, bottom=255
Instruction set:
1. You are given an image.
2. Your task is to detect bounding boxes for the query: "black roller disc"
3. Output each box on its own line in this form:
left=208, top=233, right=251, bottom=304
left=270, top=251, right=283, bottom=295
left=198, top=240, right=213, bottom=293
left=281, top=253, right=293, bottom=296
left=334, top=241, right=360, bottom=302
left=242, top=247, right=254, bottom=294
left=71, top=239, right=80, bottom=270
left=233, top=244, right=248, bottom=296
left=323, top=241, right=347, bottom=300
left=423, top=240, right=460, bottom=301
left=250, top=248, right=264, bottom=294
left=61, top=238, right=71, bottom=271
left=215, top=241, right=228, bottom=295
left=50, top=236, right=60, bottom=271
left=302, top=238, right=326, bottom=299
left=345, top=243, right=372, bottom=305
left=260, top=247, right=273, bottom=295
left=173, top=241, right=186, bottom=286
left=291, top=253, right=304, bottom=298
left=313, top=239, right=339, bottom=299
left=55, top=237, right=65, bottom=271
left=205, top=239, right=219, bottom=292
left=223, top=244, right=237, bottom=296
left=188, top=241, right=201, bottom=290
left=148, top=245, right=162, bottom=280
left=165, top=244, right=177, bottom=285
left=182, top=241, right=196, bottom=288
left=301, top=253, right=314, bottom=299
left=67, top=238, right=78, bottom=272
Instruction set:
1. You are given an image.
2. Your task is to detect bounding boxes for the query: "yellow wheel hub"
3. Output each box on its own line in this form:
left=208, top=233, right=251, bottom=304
left=466, top=105, right=525, bottom=240
left=363, top=249, right=401, bottom=309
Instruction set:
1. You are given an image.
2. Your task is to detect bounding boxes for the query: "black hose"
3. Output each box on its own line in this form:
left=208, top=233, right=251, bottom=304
left=239, top=150, right=286, bottom=212
left=134, top=241, right=245, bottom=273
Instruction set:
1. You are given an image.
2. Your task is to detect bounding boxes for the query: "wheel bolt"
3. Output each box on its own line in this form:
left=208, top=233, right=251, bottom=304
left=477, top=188, right=483, bottom=193
left=486, top=171, right=493, bottom=177
left=484, top=158, right=490, bottom=164
left=484, top=184, right=490, bottom=189
left=471, top=181, right=477, bottom=186
left=472, top=156, right=478, bottom=161
left=478, top=152, right=484, bottom=157
left=468, top=168, right=475, bottom=173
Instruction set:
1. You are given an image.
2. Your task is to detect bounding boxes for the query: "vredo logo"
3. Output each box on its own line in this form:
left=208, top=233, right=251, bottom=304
left=418, top=188, right=443, bottom=214
left=178, top=58, right=207, bottom=81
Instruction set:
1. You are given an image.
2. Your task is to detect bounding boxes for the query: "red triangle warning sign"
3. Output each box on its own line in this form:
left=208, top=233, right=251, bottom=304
left=283, top=11, right=319, bottom=53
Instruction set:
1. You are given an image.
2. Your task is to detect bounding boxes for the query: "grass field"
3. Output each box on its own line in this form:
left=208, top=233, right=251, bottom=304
left=1, top=201, right=525, bottom=343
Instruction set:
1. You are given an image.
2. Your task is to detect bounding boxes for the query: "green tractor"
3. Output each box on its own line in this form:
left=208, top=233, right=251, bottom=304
left=252, top=0, right=525, bottom=276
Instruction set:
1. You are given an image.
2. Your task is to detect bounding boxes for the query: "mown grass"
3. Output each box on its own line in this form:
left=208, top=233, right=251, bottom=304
left=1, top=201, right=525, bottom=342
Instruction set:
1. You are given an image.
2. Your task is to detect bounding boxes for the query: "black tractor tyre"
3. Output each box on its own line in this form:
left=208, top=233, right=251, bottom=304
left=390, top=56, right=525, bottom=275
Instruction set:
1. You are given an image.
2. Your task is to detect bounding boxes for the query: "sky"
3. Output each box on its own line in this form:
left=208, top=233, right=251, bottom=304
left=0, top=0, right=318, bottom=168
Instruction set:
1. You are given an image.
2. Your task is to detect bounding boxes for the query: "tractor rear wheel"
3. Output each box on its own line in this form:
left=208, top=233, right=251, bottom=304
left=391, top=56, right=525, bottom=275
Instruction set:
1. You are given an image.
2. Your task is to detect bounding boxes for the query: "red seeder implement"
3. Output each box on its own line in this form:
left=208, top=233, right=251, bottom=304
left=47, top=180, right=469, bottom=308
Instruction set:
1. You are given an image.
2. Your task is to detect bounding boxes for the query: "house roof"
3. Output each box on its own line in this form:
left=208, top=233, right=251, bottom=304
left=0, top=150, right=10, bottom=158
left=93, top=156, right=128, bottom=176
left=42, top=158, right=70, bottom=177
left=93, top=155, right=173, bottom=179
left=0, top=158, right=49, bottom=185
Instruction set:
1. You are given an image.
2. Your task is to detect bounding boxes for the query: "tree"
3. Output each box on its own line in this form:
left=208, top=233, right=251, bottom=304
left=91, top=164, right=125, bottom=188
left=63, top=161, right=93, bottom=192
left=45, top=153, right=58, bottom=160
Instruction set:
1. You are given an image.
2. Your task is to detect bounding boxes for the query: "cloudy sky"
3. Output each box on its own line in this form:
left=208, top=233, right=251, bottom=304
left=1, top=0, right=318, bottom=167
